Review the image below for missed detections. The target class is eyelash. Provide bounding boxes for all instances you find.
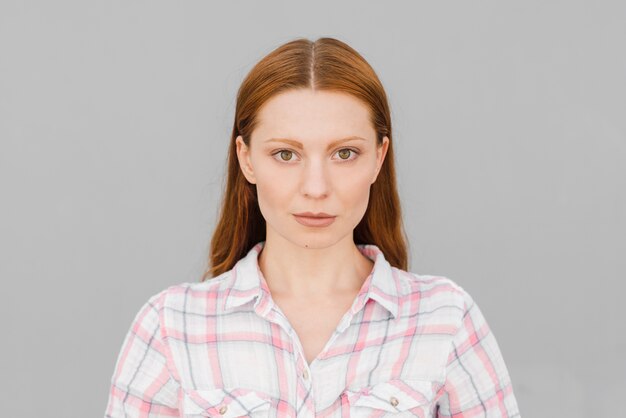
[271,148,360,163]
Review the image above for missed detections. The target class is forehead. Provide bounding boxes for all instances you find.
[253,89,375,143]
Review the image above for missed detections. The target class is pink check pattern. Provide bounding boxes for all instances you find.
[105,240,520,417]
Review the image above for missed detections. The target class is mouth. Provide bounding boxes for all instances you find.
[293,213,336,227]
[293,212,334,218]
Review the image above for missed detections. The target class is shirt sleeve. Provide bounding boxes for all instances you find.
[436,289,521,417]
[104,289,181,418]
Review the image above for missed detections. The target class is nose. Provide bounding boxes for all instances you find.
[300,158,330,199]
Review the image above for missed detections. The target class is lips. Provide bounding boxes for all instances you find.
[293,213,336,227]
[293,212,334,218]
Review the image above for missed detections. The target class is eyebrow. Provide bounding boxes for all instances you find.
[264,136,367,150]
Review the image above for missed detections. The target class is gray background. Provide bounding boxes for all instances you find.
[1,1,624,417]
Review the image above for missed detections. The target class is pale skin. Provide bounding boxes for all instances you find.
[236,88,389,365]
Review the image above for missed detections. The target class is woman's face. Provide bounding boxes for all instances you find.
[236,89,389,249]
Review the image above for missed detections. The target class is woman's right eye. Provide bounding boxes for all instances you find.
[272,150,296,162]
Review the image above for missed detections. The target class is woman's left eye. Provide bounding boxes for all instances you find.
[335,148,359,160]
[337,148,357,160]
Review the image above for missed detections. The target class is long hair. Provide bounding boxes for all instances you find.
[202,37,409,281]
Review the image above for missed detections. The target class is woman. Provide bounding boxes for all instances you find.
[105,37,520,417]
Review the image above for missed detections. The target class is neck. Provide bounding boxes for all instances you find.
[257,231,374,299]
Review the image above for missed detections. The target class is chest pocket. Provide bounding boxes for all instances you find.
[342,378,436,417]
[182,387,272,417]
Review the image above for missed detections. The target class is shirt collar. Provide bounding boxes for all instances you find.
[223,240,400,319]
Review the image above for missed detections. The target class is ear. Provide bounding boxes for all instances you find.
[235,135,257,184]
[372,136,390,184]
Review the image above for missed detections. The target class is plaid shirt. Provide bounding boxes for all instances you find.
[105,240,520,417]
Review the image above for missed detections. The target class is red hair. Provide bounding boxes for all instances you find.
[202,37,409,281]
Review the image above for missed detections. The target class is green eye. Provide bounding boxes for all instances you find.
[280,150,293,161]
[338,149,352,159]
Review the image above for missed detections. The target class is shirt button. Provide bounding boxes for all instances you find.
[218,404,228,415]
[302,369,309,380]
[389,396,399,407]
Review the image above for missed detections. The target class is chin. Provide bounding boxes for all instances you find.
[288,231,350,250]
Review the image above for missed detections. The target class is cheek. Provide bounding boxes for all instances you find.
[254,169,295,215]
[338,167,374,212]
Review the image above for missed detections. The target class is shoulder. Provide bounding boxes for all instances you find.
[392,268,476,319]
[142,270,236,315]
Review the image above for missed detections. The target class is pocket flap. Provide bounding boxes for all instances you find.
[343,379,435,412]
[182,387,271,417]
